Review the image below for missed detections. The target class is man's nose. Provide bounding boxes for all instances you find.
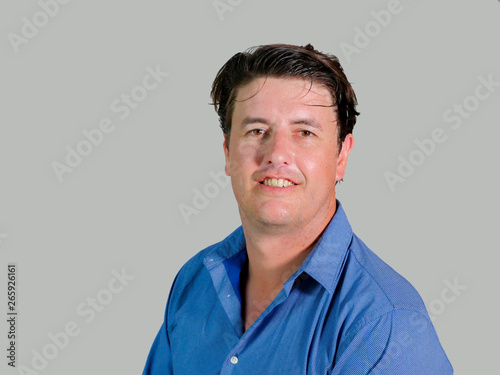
[263,130,293,165]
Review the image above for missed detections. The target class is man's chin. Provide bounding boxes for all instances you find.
[254,211,299,232]
[239,202,300,231]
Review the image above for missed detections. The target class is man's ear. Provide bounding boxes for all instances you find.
[223,136,231,177]
[336,134,354,182]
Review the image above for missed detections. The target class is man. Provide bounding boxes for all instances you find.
[143,44,453,374]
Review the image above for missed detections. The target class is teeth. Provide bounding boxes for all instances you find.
[263,178,295,187]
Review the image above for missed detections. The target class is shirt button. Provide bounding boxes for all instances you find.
[230,356,238,364]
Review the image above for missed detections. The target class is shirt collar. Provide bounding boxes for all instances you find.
[286,201,353,295]
[204,200,353,295]
[203,226,246,271]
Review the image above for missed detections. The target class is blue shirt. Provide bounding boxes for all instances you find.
[143,202,453,374]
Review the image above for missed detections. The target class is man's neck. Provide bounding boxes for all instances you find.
[241,206,337,294]
[243,231,315,292]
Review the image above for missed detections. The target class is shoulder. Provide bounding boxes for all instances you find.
[333,233,426,341]
[332,232,430,348]
[344,233,428,314]
[332,307,453,374]
[331,234,453,373]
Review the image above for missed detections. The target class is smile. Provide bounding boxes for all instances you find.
[261,178,296,188]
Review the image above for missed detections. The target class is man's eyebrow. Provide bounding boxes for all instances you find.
[240,117,329,129]
[240,117,270,126]
[291,118,323,129]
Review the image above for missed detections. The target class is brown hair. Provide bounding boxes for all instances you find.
[210,43,359,150]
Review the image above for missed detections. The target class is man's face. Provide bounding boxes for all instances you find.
[224,77,353,234]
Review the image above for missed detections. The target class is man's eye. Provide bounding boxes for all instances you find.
[249,129,265,136]
[299,130,314,137]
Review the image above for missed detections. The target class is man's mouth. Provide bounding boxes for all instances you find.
[260,178,296,188]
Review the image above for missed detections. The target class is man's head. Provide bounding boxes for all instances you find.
[210,44,359,233]
[210,43,359,151]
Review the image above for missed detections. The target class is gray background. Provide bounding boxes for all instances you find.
[1,0,498,373]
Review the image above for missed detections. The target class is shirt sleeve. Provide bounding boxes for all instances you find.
[330,309,453,375]
[142,321,172,375]
[143,273,181,375]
